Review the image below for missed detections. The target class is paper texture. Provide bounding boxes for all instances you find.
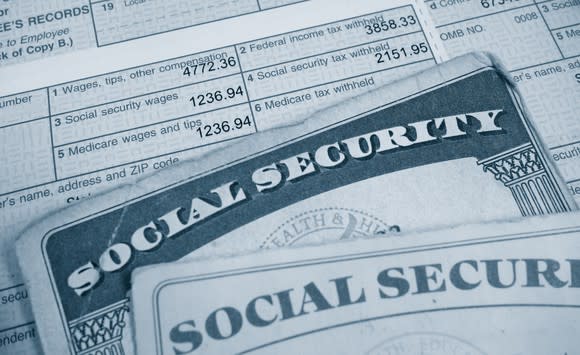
[0,1,446,353]
[16,53,576,355]
[131,211,580,355]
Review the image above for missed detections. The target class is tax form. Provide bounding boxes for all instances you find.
[425,0,580,201]
[0,0,305,66]
[0,1,446,353]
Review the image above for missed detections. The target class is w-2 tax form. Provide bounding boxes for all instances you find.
[0,1,446,353]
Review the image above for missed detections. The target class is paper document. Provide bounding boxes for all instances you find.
[131,211,580,355]
[0,1,446,353]
[425,0,580,201]
[16,53,575,355]
[0,0,305,66]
